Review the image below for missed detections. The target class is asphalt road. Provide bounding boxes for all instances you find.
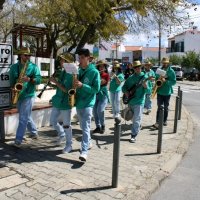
[150,81,200,200]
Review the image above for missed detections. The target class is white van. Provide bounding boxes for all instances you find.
[171,66,183,81]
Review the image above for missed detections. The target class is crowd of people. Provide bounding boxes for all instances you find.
[9,47,176,162]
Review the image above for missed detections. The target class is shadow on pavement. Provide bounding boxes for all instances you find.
[60,185,112,194]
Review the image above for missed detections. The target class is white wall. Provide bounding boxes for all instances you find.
[13,55,55,76]
[184,31,200,52]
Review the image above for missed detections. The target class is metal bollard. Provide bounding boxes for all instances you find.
[0,111,5,143]
[178,86,181,97]
[157,105,164,154]
[178,90,183,120]
[173,96,180,133]
[112,118,121,188]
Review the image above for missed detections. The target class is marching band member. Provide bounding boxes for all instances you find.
[153,57,176,129]
[9,47,41,146]
[49,52,75,153]
[109,61,124,120]
[93,60,110,134]
[75,49,100,162]
[122,60,149,143]
[143,60,155,114]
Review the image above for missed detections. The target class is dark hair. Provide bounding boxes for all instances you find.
[112,66,122,74]
[77,48,90,57]
[96,64,108,74]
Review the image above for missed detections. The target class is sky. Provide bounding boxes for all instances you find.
[123,3,200,48]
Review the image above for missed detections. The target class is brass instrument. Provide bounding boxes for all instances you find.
[68,74,77,107]
[12,61,29,104]
[151,77,164,99]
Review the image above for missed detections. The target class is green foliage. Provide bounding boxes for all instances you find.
[181,51,200,70]
[0,0,190,56]
[169,54,182,65]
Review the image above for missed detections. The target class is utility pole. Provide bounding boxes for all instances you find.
[158,17,161,66]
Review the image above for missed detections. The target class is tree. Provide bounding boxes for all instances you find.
[181,51,200,70]
[169,54,182,65]
[0,0,195,58]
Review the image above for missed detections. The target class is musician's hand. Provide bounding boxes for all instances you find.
[101,78,107,85]
[149,76,155,81]
[22,76,30,82]
[161,77,166,82]
[142,82,147,88]
[75,80,83,88]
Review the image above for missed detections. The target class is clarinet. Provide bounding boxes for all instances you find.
[37,69,59,98]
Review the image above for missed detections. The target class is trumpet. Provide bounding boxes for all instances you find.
[151,68,166,99]
[151,77,164,99]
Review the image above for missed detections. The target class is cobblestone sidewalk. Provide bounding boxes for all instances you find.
[0,97,193,200]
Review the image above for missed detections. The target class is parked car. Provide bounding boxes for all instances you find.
[171,66,183,81]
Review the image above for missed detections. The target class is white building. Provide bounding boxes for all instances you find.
[166,29,200,56]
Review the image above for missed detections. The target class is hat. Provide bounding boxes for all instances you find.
[96,60,107,67]
[144,60,152,66]
[18,47,32,55]
[133,60,142,68]
[113,63,120,68]
[59,52,74,63]
[162,57,170,64]
[77,48,90,57]
[113,60,119,65]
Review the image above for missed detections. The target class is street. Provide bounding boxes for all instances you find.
[150,80,200,200]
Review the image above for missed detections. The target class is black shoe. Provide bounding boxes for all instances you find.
[163,121,168,126]
[100,125,105,134]
[93,127,101,133]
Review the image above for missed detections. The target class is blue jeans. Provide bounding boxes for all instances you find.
[156,94,171,123]
[93,94,108,128]
[76,107,93,155]
[50,107,72,146]
[144,93,152,110]
[15,97,37,143]
[110,91,121,117]
[130,104,143,137]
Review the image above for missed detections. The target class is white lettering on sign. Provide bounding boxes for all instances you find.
[0,44,12,66]
[0,92,10,107]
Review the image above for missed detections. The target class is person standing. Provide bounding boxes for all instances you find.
[9,47,41,146]
[49,52,75,153]
[153,57,176,128]
[93,60,110,134]
[143,60,155,114]
[122,60,149,143]
[75,49,100,162]
[109,61,124,120]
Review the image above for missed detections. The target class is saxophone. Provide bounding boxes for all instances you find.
[68,73,77,107]
[12,61,29,104]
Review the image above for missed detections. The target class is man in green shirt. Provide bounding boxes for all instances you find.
[9,47,41,146]
[75,49,100,161]
[153,57,176,128]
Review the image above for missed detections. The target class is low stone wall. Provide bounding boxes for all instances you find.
[4,89,77,135]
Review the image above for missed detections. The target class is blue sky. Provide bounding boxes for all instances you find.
[123,3,200,47]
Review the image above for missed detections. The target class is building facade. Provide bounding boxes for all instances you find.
[166,29,200,56]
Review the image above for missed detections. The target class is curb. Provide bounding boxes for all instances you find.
[143,103,194,200]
